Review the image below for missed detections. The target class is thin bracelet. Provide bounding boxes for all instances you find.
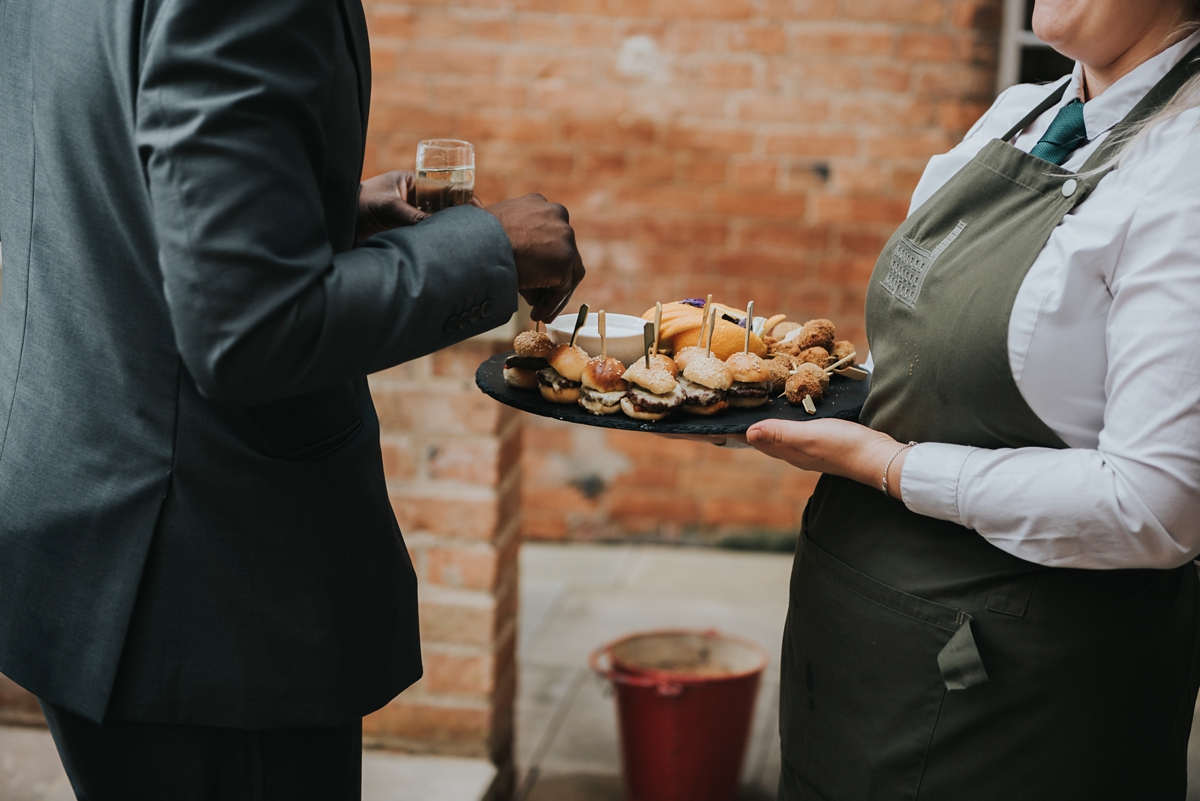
[881,441,918,497]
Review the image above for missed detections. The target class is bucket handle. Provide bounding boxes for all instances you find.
[589,645,684,697]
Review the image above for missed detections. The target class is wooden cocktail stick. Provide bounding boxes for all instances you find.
[698,293,713,351]
[802,395,817,414]
[653,302,663,357]
[825,352,857,374]
[700,304,710,357]
[599,310,607,361]
[743,300,754,353]
[569,303,589,349]
[834,365,870,381]
[643,322,655,369]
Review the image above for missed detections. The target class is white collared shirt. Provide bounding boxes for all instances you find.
[897,31,1200,569]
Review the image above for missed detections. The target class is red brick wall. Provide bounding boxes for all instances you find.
[363,339,520,793]
[362,0,1001,542]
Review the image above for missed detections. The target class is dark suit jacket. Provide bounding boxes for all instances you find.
[0,0,517,727]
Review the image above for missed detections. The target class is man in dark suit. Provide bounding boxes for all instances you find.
[0,0,584,797]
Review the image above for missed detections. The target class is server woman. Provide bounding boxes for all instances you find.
[745,1,1200,797]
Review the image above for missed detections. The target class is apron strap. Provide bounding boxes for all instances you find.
[937,618,989,691]
[999,78,1071,143]
[1080,40,1200,172]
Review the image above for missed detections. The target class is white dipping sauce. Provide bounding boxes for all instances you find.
[546,312,648,367]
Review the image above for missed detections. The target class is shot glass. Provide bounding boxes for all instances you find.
[414,139,475,213]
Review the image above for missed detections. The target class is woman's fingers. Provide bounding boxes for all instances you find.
[747,419,811,450]
[746,418,898,482]
[745,420,818,470]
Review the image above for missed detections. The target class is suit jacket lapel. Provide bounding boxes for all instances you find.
[337,0,372,139]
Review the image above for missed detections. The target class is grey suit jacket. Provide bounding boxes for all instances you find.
[0,0,517,727]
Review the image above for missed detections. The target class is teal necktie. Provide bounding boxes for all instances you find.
[1029,98,1089,166]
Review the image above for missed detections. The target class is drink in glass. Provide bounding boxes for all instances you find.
[415,139,474,213]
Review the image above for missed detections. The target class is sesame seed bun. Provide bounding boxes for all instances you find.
[581,357,629,393]
[725,352,770,383]
[514,330,555,360]
[682,357,734,391]
[548,344,590,382]
[623,360,678,395]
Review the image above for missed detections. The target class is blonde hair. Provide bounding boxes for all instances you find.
[1095,12,1200,170]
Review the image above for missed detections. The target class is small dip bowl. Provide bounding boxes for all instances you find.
[546,312,648,367]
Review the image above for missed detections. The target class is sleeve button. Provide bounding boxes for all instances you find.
[444,318,457,333]
[459,312,471,329]
[470,306,481,324]
[481,301,492,317]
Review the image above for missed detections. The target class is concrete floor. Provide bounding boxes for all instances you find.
[516,543,788,801]
[6,541,1200,801]
[515,542,1200,801]
[0,725,495,801]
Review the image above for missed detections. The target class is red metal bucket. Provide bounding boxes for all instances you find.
[589,629,769,801]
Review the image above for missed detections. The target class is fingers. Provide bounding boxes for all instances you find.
[395,171,417,204]
[533,250,585,321]
[356,172,430,245]
[486,194,584,321]
[652,434,728,444]
[386,196,428,227]
[746,420,788,448]
[526,277,571,322]
[359,197,426,233]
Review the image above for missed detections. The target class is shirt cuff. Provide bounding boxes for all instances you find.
[899,442,978,526]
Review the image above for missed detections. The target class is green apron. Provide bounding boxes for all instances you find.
[779,47,1200,801]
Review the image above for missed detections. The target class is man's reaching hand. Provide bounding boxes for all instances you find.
[485,194,586,322]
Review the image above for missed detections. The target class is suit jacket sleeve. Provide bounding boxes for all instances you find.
[135,0,517,406]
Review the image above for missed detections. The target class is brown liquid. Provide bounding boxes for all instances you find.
[415,168,474,213]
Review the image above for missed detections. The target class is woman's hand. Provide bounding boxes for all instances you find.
[355,170,425,245]
[654,433,750,448]
[746,418,910,498]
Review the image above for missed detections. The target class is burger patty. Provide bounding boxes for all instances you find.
[506,355,550,371]
[537,368,581,391]
[727,381,770,399]
[580,387,626,407]
[679,378,725,406]
[626,382,685,412]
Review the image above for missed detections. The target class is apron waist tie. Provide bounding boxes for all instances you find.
[938,618,989,691]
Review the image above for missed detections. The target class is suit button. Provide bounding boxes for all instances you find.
[459,311,471,329]
[444,317,457,333]
[470,305,481,324]
[481,301,492,317]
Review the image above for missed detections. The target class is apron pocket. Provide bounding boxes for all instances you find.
[780,536,985,801]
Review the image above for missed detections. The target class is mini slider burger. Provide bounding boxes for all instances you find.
[672,294,713,373]
[724,352,771,408]
[723,301,771,408]
[647,302,679,377]
[678,305,732,415]
[504,329,555,390]
[680,357,732,415]
[578,311,628,415]
[620,322,685,422]
[538,304,591,404]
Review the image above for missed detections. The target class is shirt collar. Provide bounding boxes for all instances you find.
[1063,28,1200,141]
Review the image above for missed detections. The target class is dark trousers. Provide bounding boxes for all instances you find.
[40,701,362,801]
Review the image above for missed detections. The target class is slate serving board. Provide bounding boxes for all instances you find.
[476,351,871,435]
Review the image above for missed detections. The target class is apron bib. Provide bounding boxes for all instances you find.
[779,47,1200,801]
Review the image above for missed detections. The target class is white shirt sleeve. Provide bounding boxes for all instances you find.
[900,124,1200,569]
